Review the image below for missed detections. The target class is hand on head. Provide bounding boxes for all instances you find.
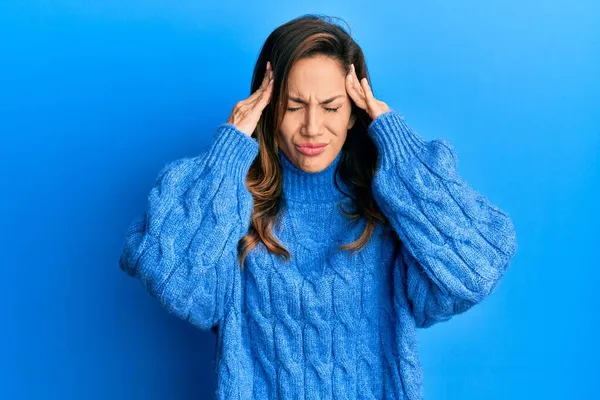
[345,63,390,120]
[227,61,274,137]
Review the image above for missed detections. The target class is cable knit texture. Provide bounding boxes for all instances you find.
[119,109,517,399]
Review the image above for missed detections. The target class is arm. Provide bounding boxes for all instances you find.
[368,110,517,328]
[119,123,259,330]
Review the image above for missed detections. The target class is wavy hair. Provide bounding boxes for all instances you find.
[237,14,390,268]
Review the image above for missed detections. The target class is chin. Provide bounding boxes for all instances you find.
[298,157,330,173]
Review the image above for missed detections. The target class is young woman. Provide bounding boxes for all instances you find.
[119,14,517,399]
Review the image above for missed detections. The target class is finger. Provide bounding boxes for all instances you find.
[257,79,274,109]
[346,85,367,109]
[360,77,377,111]
[350,64,365,97]
[257,62,274,91]
[245,75,271,104]
[350,74,366,106]
[244,89,263,105]
[346,70,367,109]
[345,74,359,105]
[260,64,271,89]
[242,62,273,106]
[252,62,271,95]
[251,78,273,112]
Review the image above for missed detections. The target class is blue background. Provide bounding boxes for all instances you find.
[1,1,598,399]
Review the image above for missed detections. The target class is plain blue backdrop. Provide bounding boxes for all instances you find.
[1,1,598,399]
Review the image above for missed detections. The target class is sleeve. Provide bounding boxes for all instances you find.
[368,109,518,328]
[118,122,259,330]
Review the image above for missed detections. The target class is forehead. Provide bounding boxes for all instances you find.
[286,56,346,95]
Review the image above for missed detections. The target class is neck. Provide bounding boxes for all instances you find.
[279,149,349,204]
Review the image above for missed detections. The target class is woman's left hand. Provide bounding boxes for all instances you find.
[345,63,391,120]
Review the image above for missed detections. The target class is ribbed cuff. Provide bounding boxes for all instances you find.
[367,109,426,169]
[205,123,260,180]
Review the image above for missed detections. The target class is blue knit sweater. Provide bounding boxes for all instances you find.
[119,109,517,399]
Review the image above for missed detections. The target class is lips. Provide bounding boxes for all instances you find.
[296,143,327,149]
[296,143,327,156]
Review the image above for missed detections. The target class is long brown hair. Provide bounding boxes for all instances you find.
[237,14,390,268]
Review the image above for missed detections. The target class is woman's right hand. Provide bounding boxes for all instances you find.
[227,61,274,137]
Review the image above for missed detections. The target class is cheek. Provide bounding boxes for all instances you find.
[333,111,352,130]
[276,124,294,147]
[280,111,296,127]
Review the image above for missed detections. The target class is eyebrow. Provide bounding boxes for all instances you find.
[288,95,344,105]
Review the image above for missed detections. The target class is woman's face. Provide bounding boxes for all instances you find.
[277,55,355,173]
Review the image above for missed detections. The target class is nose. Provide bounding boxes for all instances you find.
[302,106,323,137]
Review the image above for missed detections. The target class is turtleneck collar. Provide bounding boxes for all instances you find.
[278,149,349,204]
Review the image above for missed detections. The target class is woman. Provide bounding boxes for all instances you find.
[119,14,517,399]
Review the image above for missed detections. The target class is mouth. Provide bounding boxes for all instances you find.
[295,143,327,156]
[295,142,328,148]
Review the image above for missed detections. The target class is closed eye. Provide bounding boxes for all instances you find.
[286,107,340,113]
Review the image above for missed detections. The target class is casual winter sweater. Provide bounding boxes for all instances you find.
[119,109,517,399]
